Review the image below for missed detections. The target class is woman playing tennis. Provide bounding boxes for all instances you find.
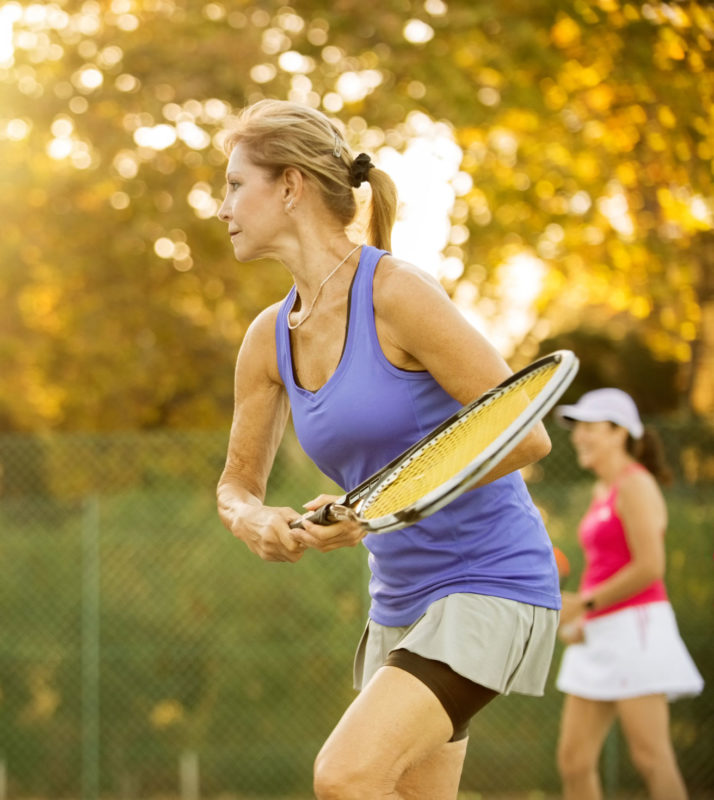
[554,390,703,800]
[216,99,561,800]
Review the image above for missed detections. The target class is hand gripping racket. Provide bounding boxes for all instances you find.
[290,350,579,534]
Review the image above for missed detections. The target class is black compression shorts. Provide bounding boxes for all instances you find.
[385,648,499,741]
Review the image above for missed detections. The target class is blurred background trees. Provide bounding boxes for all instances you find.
[2,5,713,796]
[1,0,713,433]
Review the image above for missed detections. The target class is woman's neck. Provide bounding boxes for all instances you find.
[595,451,636,487]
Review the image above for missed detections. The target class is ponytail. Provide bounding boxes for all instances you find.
[364,167,398,251]
[628,427,673,486]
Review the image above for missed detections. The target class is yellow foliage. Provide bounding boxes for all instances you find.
[675,140,692,162]
[2,0,713,429]
[674,341,692,363]
[610,126,639,155]
[459,127,485,147]
[454,46,477,68]
[150,699,185,729]
[574,153,601,182]
[543,82,568,110]
[681,321,697,341]
[696,141,711,160]
[20,667,61,724]
[18,285,62,333]
[630,296,651,319]
[551,16,581,48]
[657,105,677,128]
[656,29,687,64]
[544,142,571,167]
[25,377,66,426]
[627,104,648,125]
[609,287,630,311]
[666,4,693,29]
[479,67,503,88]
[585,83,615,113]
[535,179,555,199]
[615,161,638,186]
[502,108,540,133]
[647,131,667,152]
[660,306,679,331]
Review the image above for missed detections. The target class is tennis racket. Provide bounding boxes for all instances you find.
[290,349,579,534]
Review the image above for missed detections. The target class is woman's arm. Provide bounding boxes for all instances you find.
[217,305,305,563]
[372,256,551,483]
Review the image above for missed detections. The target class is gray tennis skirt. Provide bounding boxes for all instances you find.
[354,593,560,696]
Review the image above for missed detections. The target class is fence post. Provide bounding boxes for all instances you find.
[82,495,101,800]
[180,750,200,800]
[602,724,620,799]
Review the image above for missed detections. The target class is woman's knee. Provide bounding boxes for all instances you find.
[557,736,598,780]
[627,737,674,781]
[313,750,393,800]
[313,754,348,800]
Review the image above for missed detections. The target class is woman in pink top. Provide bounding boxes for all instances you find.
[553,388,703,800]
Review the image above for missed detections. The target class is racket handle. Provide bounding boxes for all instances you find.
[289,503,336,529]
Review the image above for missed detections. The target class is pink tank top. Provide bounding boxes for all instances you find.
[579,464,667,619]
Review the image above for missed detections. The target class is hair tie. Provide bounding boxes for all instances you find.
[349,153,373,187]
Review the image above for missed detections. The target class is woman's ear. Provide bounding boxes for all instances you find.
[613,424,630,448]
[282,166,304,206]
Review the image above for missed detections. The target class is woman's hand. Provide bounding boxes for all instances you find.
[558,617,585,645]
[560,591,586,625]
[229,504,307,563]
[292,494,367,552]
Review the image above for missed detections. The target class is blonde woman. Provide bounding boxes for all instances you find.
[554,389,704,800]
[216,100,561,800]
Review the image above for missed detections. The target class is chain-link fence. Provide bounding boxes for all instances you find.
[0,421,711,799]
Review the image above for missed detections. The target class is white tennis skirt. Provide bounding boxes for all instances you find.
[556,601,704,701]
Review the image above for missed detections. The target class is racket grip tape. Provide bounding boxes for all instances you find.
[289,503,336,529]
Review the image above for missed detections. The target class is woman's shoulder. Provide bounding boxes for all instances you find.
[618,462,657,493]
[372,254,448,306]
[616,463,665,512]
[237,302,284,383]
[246,301,283,340]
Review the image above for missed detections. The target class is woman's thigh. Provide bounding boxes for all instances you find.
[558,694,616,768]
[616,694,675,763]
[396,738,469,800]
[315,665,462,794]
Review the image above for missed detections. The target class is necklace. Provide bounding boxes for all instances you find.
[287,242,362,330]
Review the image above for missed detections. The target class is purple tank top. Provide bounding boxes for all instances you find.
[276,245,561,626]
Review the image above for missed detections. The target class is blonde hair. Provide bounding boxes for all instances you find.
[223,100,397,251]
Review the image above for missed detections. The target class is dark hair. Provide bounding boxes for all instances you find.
[626,426,673,486]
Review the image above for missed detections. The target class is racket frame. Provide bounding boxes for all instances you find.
[294,350,579,533]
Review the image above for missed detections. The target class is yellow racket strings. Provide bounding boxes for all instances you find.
[361,363,557,520]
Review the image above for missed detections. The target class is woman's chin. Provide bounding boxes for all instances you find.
[232,240,272,264]
[231,241,253,262]
[575,452,593,471]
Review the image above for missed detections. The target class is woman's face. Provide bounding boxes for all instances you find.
[570,420,627,471]
[218,143,286,262]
